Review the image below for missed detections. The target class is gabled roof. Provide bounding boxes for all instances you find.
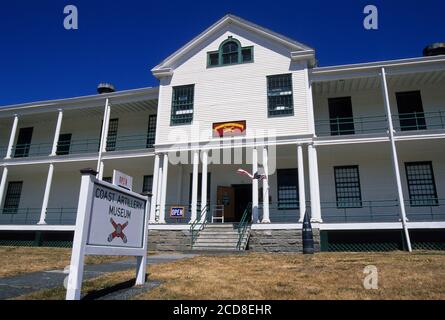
[152,14,315,78]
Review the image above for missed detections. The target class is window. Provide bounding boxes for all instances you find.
[328,97,355,135]
[405,162,438,207]
[146,115,157,148]
[171,85,194,125]
[103,177,112,183]
[14,127,33,158]
[207,37,254,67]
[143,175,153,194]
[106,119,119,151]
[396,91,426,131]
[334,166,362,208]
[277,169,299,210]
[3,182,23,214]
[222,41,239,65]
[267,74,294,117]
[56,133,72,156]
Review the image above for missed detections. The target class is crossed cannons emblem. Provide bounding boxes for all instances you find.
[108,218,128,243]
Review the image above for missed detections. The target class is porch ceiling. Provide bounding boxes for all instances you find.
[313,70,445,96]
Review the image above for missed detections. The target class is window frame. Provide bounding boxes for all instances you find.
[277,169,299,210]
[171,85,195,126]
[146,115,157,148]
[405,161,439,207]
[3,181,23,215]
[206,37,254,68]
[267,73,294,117]
[334,166,363,209]
[142,175,154,194]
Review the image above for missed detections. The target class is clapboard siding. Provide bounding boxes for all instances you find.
[156,25,311,145]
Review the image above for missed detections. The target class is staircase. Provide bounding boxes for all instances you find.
[191,224,251,252]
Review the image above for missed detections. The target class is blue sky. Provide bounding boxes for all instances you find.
[0,0,443,106]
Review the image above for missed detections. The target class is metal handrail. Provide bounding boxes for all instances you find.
[392,110,445,131]
[190,204,209,247]
[0,207,77,225]
[109,134,155,151]
[12,142,52,158]
[315,115,388,136]
[237,202,252,250]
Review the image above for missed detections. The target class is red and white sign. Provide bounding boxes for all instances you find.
[112,170,133,191]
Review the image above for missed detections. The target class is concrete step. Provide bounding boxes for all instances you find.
[192,246,241,251]
[195,240,248,246]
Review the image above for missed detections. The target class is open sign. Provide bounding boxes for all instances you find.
[170,206,185,218]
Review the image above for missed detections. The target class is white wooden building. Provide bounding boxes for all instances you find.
[0,15,444,251]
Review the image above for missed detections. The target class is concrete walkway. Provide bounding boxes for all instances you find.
[0,253,196,300]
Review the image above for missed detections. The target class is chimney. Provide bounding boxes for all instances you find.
[97,83,116,94]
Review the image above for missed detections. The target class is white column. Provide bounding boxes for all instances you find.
[50,109,64,156]
[159,153,169,224]
[262,147,270,223]
[96,99,110,177]
[39,164,54,225]
[149,154,160,223]
[381,67,412,252]
[298,144,306,222]
[101,103,111,153]
[252,148,259,223]
[0,167,9,208]
[5,115,19,159]
[155,162,164,223]
[200,151,208,222]
[98,161,105,180]
[190,151,199,223]
[308,144,322,222]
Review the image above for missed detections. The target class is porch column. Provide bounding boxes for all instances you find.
[262,147,270,223]
[96,99,110,178]
[98,161,105,181]
[200,150,208,222]
[0,167,8,208]
[308,144,322,222]
[159,153,169,224]
[380,67,412,252]
[39,164,55,225]
[155,160,164,222]
[252,148,259,223]
[5,115,19,159]
[149,154,160,223]
[50,109,64,156]
[297,144,306,222]
[190,150,199,223]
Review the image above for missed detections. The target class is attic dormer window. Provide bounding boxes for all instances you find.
[207,37,253,67]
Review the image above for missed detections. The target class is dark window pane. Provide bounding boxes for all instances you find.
[56,133,72,156]
[3,182,23,214]
[146,115,157,148]
[405,162,438,207]
[396,91,427,131]
[328,97,355,135]
[208,52,219,66]
[171,85,194,125]
[242,48,252,62]
[277,169,299,210]
[143,175,153,193]
[14,127,33,158]
[267,74,294,116]
[103,177,112,183]
[106,119,119,151]
[334,166,362,208]
[221,41,239,65]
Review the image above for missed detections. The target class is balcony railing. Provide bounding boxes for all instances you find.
[0,208,77,225]
[315,115,388,137]
[12,143,52,158]
[0,146,7,158]
[57,138,100,155]
[392,111,445,132]
[110,134,155,152]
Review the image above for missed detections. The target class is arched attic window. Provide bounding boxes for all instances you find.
[207,37,253,67]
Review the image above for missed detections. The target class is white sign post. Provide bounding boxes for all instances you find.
[66,169,150,300]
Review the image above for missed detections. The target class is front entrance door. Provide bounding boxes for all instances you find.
[217,186,235,222]
[233,184,252,222]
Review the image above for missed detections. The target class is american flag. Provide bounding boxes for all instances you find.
[237,169,267,181]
